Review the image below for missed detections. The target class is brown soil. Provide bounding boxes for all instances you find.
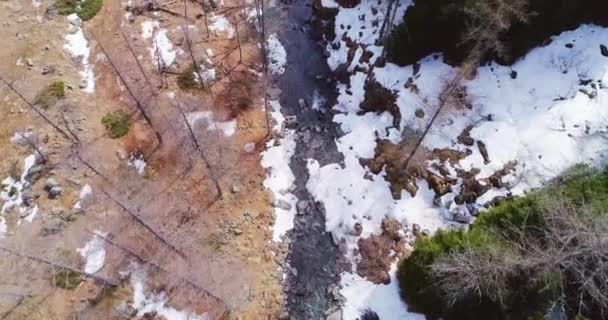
[0,0,282,319]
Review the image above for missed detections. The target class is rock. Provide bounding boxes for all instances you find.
[116,150,126,160]
[243,142,255,153]
[298,98,306,109]
[426,173,452,197]
[381,218,403,240]
[50,207,64,216]
[274,199,292,211]
[412,223,421,236]
[457,126,475,146]
[232,228,243,236]
[296,200,309,215]
[26,59,34,67]
[278,312,290,320]
[231,185,240,194]
[25,165,43,181]
[453,212,471,224]
[285,115,297,128]
[327,309,343,320]
[67,14,82,27]
[48,186,63,199]
[42,66,55,75]
[350,222,362,236]
[45,178,59,191]
[601,44,608,57]
[301,129,312,144]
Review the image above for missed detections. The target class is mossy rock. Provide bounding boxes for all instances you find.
[34,81,65,109]
[101,111,130,139]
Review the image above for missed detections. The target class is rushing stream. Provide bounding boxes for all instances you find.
[266,0,346,318]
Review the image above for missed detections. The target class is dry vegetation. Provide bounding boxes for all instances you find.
[0,0,282,319]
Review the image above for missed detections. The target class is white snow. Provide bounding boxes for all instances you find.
[141,20,182,67]
[64,14,96,93]
[209,15,235,38]
[77,231,107,274]
[261,100,298,241]
[186,111,237,137]
[266,33,287,76]
[131,269,208,320]
[340,264,426,320]
[314,0,608,318]
[128,154,147,176]
[10,131,33,145]
[73,184,93,210]
[0,154,39,237]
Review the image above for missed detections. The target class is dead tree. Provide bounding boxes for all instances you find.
[16,132,46,164]
[99,188,187,258]
[120,28,156,93]
[233,14,242,63]
[0,74,74,143]
[0,246,118,287]
[97,41,163,146]
[175,103,223,199]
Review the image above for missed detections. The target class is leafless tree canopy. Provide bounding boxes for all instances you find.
[430,195,608,318]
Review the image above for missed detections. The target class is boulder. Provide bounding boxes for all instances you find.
[601,44,608,57]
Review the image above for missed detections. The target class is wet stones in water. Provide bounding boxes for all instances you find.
[601,44,608,57]
[296,200,309,215]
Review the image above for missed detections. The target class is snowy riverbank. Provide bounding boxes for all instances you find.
[314,0,608,318]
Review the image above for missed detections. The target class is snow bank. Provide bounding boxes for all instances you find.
[266,33,287,76]
[78,231,107,274]
[130,269,208,320]
[64,14,95,93]
[186,111,237,137]
[261,101,298,241]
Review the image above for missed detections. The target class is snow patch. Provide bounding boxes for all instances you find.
[64,14,96,93]
[128,155,147,176]
[77,231,107,274]
[130,268,208,320]
[209,15,235,38]
[266,33,287,76]
[141,20,182,67]
[186,111,237,137]
[0,154,39,237]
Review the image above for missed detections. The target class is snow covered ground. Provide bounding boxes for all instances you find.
[315,0,608,318]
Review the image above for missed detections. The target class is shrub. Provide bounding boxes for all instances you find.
[78,0,103,21]
[386,0,608,66]
[177,63,199,90]
[34,81,65,109]
[398,167,608,319]
[54,0,79,15]
[102,111,130,138]
[53,269,83,289]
